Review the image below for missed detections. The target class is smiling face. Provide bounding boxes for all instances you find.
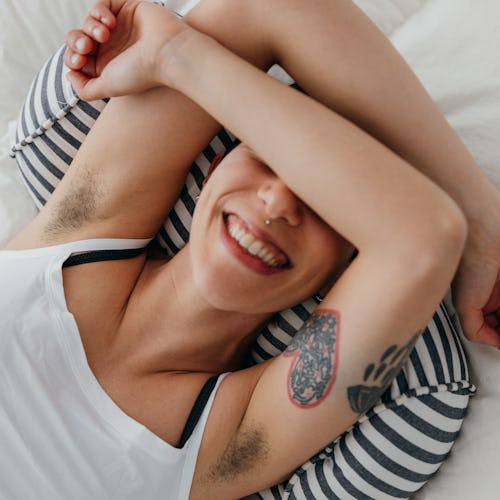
[188,145,353,314]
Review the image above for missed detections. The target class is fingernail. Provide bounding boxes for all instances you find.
[71,54,79,65]
[93,27,103,39]
[75,37,86,51]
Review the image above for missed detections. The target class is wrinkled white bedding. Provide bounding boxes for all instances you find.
[0,1,499,498]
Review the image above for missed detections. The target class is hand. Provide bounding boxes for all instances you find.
[452,199,500,348]
[64,0,187,100]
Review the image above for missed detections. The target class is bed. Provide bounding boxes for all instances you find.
[0,1,499,498]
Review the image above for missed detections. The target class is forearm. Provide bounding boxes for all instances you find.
[185,0,498,345]
[182,0,498,346]
[260,0,496,228]
[163,29,465,258]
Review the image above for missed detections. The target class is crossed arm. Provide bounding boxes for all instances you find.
[56,1,471,495]
[64,0,499,349]
[23,0,495,495]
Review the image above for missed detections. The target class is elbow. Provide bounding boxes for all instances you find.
[426,197,467,272]
[402,196,467,291]
[372,196,467,321]
[438,199,468,259]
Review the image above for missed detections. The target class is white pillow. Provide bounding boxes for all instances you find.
[388,2,500,498]
[353,0,428,36]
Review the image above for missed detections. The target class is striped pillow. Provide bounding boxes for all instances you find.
[11,38,475,500]
[9,41,319,366]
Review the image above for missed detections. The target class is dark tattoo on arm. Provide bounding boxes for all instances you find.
[283,309,340,409]
[347,330,422,414]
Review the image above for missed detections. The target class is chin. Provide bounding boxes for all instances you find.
[194,272,270,314]
[194,269,241,309]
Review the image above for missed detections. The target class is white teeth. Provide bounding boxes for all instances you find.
[248,241,263,256]
[240,233,254,247]
[257,248,269,259]
[226,216,287,268]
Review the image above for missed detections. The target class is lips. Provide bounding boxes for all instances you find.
[223,213,290,271]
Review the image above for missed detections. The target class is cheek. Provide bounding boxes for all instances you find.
[189,212,269,311]
[302,231,351,289]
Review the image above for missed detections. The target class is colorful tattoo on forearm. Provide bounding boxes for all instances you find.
[283,309,340,409]
[347,330,421,414]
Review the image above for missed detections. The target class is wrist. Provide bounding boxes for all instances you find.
[463,179,500,262]
[463,176,500,230]
[157,25,212,92]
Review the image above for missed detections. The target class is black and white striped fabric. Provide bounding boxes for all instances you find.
[10,23,475,499]
[255,302,474,499]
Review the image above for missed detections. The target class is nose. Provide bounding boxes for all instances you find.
[257,179,302,226]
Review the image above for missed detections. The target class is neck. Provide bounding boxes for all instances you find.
[123,245,269,374]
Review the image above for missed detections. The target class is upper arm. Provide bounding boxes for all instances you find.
[10,88,221,248]
[195,248,455,498]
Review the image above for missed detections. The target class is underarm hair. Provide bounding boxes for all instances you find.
[44,166,104,240]
[206,423,270,483]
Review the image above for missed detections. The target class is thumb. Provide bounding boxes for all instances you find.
[474,322,500,348]
[459,306,500,348]
[66,70,109,102]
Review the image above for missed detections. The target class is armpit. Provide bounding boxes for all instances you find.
[206,422,270,483]
[43,167,104,241]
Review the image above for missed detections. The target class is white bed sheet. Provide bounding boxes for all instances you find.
[0,1,499,498]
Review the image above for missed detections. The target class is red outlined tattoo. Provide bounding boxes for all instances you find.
[283,309,340,409]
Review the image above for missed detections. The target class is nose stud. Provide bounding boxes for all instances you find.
[264,219,271,225]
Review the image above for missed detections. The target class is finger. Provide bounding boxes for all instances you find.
[461,307,500,348]
[89,2,117,29]
[91,0,129,16]
[66,29,96,55]
[64,48,88,71]
[483,276,500,314]
[108,0,134,16]
[64,47,98,77]
[82,14,112,44]
[66,71,108,102]
[473,323,500,348]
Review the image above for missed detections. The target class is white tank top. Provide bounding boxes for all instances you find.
[0,238,225,500]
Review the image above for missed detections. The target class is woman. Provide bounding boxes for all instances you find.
[2,0,496,498]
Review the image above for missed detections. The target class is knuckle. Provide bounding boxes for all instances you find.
[83,15,98,30]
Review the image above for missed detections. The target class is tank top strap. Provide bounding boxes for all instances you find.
[59,238,151,267]
[177,375,220,449]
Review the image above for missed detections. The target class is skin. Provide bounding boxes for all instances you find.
[5,0,494,498]
[189,145,352,313]
[66,0,500,348]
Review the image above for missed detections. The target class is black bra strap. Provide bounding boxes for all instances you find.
[63,247,146,268]
[177,375,220,449]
